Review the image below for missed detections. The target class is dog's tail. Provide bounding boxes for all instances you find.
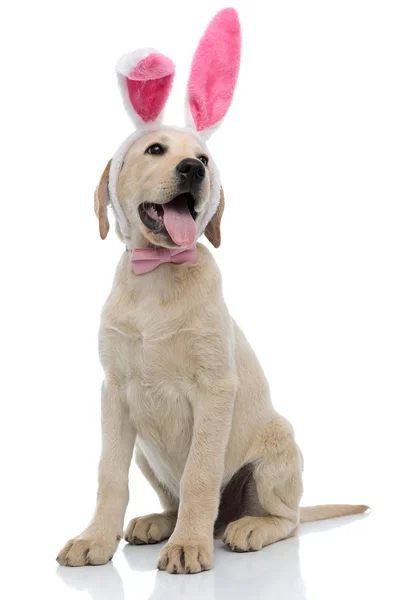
[300,504,369,523]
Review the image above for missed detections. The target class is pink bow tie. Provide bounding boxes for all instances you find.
[131,244,197,275]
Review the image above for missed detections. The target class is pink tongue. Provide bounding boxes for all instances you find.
[162,196,197,246]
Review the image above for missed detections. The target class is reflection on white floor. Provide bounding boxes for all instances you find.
[53,512,396,600]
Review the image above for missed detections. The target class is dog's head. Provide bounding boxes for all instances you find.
[94,8,239,250]
[96,128,224,248]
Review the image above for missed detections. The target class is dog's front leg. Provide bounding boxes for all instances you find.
[158,376,235,574]
[57,381,136,566]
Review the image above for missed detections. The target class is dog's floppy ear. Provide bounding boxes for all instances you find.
[116,49,175,128]
[186,8,241,139]
[94,159,111,240]
[205,188,225,248]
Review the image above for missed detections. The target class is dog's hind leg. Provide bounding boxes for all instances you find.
[124,446,178,545]
[222,416,303,552]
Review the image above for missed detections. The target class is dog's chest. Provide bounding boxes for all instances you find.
[126,326,196,431]
[100,251,224,491]
[101,292,200,488]
[133,317,198,491]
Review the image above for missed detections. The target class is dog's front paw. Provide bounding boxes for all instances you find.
[57,533,120,567]
[157,537,213,574]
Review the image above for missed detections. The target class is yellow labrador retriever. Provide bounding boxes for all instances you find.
[57,128,367,574]
[57,10,367,575]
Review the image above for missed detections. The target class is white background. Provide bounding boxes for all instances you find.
[1,1,399,598]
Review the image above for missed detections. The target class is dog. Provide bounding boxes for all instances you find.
[57,9,368,574]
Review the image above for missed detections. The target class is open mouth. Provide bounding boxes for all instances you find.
[138,192,197,246]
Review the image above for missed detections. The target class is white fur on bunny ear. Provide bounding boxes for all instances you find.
[185,8,241,139]
[117,49,175,128]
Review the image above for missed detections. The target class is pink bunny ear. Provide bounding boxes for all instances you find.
[116,49,175,128]
[186,8,241,137]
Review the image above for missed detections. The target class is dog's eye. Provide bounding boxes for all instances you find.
[198,155,209,166]
[146,144,165,156]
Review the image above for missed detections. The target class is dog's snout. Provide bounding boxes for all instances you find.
[176,158,205,183]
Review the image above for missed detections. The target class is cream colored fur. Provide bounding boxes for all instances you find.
[57,130,368,574]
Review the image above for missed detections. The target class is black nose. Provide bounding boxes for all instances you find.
[176,158,205,184]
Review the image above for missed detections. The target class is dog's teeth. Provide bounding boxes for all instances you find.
[146,206,158,220]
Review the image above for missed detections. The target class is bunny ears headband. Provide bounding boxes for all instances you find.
[108,7,241,240]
